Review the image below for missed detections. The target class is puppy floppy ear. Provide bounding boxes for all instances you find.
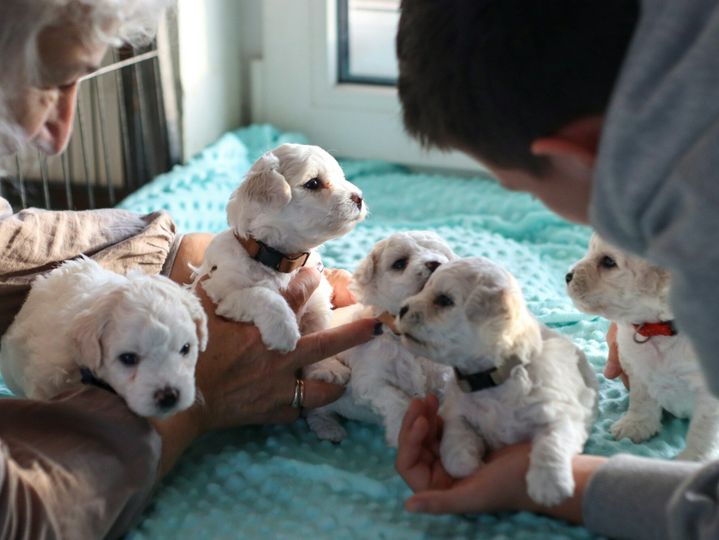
[350,240,385,300]
[178,288,208,351]
[136,273,209,352]
[465,283,511,322]
[70,289,124,371]
[236,151,292,209]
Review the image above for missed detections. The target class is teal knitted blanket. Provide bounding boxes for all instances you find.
[3,125,689,539]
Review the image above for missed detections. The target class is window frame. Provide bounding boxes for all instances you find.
[336,0,398,87]
[256,0,482,171]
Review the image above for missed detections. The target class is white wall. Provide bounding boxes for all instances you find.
[177,0,245,159]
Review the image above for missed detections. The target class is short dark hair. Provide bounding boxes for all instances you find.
[396,0,640,172]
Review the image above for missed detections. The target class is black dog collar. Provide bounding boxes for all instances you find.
[454,355,523,393]
[234,232,310,273]
[80,367,116,395]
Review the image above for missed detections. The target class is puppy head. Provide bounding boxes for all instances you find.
[566,233,672,323]
[227,143,367,253]
[351,231,455,314]
[71,274,208,418]
[398,257,541,372]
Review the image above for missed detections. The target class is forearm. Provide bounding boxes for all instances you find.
[150,405,205,478]
[0,388,161,540]
[582,454,702,540]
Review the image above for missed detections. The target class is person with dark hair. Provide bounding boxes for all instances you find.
[394,1,719,539]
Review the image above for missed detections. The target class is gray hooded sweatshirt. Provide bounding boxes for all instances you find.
[585,1,719,539]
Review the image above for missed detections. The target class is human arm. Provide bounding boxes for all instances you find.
[0,388,161,540]
[604,322,629,387]
[396,395,719,540]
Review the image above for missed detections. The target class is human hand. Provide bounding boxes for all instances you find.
[155,234,379,477]
[325,267,356,308]
[395,395,605,523]
[603,322,629,388]
[193,266,377,431]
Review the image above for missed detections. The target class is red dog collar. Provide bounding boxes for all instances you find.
[632,321,677,339]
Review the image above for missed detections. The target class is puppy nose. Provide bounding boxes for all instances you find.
[425,261,441,273]
[565,272,574,284]
[399,305,409,319]
[350,192,363,210]
[154,386,180,410]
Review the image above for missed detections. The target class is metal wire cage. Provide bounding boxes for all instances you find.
[0,28,180,211]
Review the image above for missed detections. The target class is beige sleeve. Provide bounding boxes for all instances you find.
[0,387,160,540]
[0,201,180,337]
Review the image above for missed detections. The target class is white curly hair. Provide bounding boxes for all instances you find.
[0,0,171,153]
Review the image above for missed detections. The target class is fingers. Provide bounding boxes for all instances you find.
[297,379,345,410]
[289,318,378,369]
[405,486,480,514]
[283,267,321,313]
[325,268,356,308]
[603,356,623,379]
[395,413,429,480]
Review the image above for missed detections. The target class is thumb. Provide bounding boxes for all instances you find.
[604,355,623,379]
[283,267,321,313]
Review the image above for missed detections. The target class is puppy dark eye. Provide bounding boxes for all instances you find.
[434,294,454,307]
[599,256,617,269]
[391,257,408,271]
[118,352,139,366]
[180,343,191,356]
[303,178,322,190]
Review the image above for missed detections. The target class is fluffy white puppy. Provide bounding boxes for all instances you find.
[0,257,208,417]
[192,144,367,360]
[307,231,455,445]
[398,257,598,506]
[567,234,719,461]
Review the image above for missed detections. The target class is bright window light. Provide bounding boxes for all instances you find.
[338,0,400,85]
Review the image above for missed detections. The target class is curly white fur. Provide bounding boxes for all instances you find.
[0,257,207,418]
[192,144,366,415]
[398,257,598,506]
[306,231,455,445]
[567,233,719,461]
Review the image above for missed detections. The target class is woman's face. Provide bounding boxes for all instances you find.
[7,23,107,155]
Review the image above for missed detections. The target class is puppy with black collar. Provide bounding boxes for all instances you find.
[1,257,208,417]
[307,231,454,445]
[567,234,719,461]
[398,257,598,506]
[192,144,367,387]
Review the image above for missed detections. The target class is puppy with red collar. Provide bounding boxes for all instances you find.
[567,233,719,461]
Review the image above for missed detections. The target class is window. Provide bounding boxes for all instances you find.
[337,0,399,85]
[257,0,480,172]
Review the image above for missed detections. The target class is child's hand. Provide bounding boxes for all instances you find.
[394,394,454,493]
[395,395,604,522]
[604,322,629,388]
[396,397,534,514]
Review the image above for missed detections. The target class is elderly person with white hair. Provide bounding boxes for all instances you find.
[0,2,378,538]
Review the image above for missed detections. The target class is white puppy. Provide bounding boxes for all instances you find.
[398,257,598,506]
[192,144,367,360]
[0,257,208,417]
[567,234,719,461]
[307,231,455,445]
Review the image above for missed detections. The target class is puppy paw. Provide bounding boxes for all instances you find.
[440,443,483,478]
[610,414,660,443]
[526,464,574,506]
[306,412,346,443]
[304,358,351,385]
[258,320,301,353]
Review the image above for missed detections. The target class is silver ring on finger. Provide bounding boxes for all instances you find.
[290,378,305,409]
